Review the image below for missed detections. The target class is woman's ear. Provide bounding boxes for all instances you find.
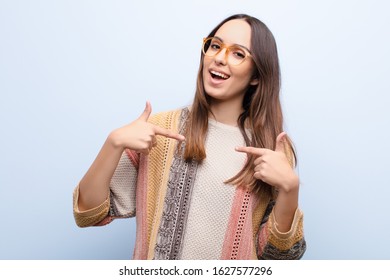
[250,71,259,86]
[250,77,259,86]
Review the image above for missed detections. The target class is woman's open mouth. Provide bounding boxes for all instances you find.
[210,70,230,80]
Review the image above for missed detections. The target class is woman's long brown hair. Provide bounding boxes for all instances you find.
[184,14,296,194]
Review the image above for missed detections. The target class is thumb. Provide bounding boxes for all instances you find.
[275,132,287,152]
[138,101,152,121]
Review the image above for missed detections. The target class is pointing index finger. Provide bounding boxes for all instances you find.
[235,146,267,156]
[154,125,185,141]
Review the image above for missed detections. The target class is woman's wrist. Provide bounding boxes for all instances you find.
[107,129,125,150]
[276,173,299,194]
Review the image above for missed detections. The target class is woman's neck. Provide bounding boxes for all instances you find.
[209,99,244,126]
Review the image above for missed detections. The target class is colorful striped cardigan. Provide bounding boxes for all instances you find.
[73,108,306,260]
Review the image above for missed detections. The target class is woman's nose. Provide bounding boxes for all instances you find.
[214,48,228,65]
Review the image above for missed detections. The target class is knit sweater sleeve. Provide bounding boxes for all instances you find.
[73,149,139,227]
[73,185,111,228]
[256,200,306,259]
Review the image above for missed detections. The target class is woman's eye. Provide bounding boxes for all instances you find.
[210,43,221,50]
[232,50,245,59]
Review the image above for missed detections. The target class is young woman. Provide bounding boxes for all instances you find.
[73,14,306,260]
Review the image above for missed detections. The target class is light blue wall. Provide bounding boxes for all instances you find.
[1,0,389,259]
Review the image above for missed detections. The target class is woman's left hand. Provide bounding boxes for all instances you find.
[235,132,299,193]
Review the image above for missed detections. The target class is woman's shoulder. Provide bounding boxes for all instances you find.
[148,106,190,129]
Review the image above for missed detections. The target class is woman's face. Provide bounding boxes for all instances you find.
[202,19,258,105]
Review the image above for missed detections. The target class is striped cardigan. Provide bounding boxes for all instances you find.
[73,108,306,259]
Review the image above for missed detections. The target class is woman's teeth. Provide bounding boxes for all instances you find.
[210,70,230,79]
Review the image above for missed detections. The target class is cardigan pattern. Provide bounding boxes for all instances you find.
[154,108,200,259]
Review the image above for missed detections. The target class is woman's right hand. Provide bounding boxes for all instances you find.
[108,101,185,154]
[77,101,185,211]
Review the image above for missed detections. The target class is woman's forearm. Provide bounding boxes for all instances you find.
[273,186,299,233]
[78,133,124,211]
